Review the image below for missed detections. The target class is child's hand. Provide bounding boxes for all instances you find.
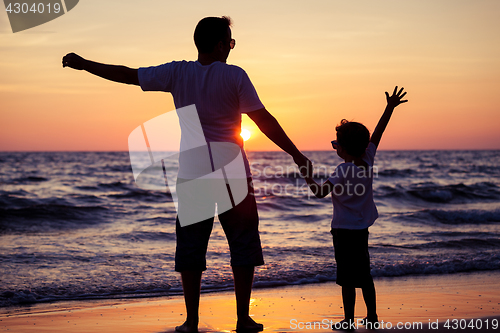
[385,86,408,108]
[371,86,408,147]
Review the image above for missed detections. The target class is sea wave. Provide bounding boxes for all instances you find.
[377,182,500,203]
[407,182,499,203]
[372,254,500,277]
[377,168,417,178]
[374,238,500,250]
[399,208,500,225]
[9,176,49,184]
[0,197,111,233]
[2,253,499,308]
[116,231,176,242]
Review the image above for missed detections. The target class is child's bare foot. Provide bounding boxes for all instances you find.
[236,316,263,332]
[361,316,379,326]
[332,319,355,331]
[175,320,199,333]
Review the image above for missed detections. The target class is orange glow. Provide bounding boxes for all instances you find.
[1,1,499,151]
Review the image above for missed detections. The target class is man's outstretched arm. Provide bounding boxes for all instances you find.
[247,108,312,177]
[62,53,139,86]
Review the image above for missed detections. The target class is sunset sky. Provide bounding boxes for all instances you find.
[1,0,499,151]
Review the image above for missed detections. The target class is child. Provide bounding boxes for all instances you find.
[305,86,408,330]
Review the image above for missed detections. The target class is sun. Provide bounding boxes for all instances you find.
[240,128,251,141]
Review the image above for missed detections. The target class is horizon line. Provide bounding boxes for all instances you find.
[1,148,499,153]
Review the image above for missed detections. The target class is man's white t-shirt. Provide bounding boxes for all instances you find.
[328,142,379,230]
[138,61,264,178]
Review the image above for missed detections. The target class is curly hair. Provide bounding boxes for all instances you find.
[194,16,232,54]
[335,119,370,158]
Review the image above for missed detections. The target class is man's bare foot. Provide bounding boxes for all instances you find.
[236,316,263,332]
[175,320,199,333]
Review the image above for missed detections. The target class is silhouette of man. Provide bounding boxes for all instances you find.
[63,16,311,332]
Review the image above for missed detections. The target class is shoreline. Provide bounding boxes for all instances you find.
[1,270,500,332]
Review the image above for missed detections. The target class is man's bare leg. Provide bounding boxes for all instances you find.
[176,270,202,333]
[233,265,263,332]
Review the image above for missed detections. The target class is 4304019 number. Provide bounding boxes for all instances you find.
[444,318,498,330]
[5,2,61,14]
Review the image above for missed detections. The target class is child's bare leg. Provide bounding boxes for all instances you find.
[341,286,356,321]
[361,277,378,321]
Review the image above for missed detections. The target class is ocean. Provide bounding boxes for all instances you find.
[1,150,499,308]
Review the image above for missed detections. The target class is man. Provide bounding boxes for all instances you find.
[63,16,311,333]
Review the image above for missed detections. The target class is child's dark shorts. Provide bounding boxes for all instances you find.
[175,178,264,272]
[331,228,372,287]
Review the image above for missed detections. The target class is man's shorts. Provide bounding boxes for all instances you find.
[331,228,372,287]
[175,178,264,272]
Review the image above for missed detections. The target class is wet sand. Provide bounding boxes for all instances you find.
[1,271,499,332]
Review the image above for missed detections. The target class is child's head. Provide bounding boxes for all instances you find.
[335,119,370,158]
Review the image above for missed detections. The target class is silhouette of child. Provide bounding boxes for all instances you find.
[305,87,408,330]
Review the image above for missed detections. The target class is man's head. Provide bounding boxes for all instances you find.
[194,16,233,62]
[335,119,370,158]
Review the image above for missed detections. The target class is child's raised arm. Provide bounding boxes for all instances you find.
[370,86,408,148]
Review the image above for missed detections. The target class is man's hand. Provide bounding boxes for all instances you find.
[294,154,313,178]
[385,86,408,108]
[62,53,86,70]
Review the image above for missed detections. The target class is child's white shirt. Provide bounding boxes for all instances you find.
[328,142,378,229]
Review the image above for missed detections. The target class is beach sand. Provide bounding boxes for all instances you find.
[1,271,499,333]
